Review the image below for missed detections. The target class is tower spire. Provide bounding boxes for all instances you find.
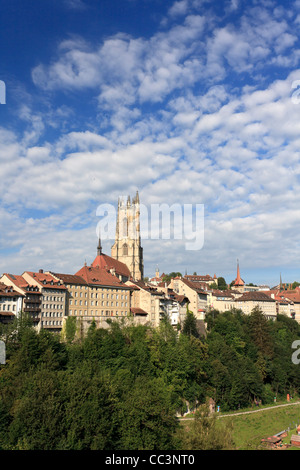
[97,234,102,256]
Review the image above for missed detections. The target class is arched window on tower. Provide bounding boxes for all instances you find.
[123,243,128,256]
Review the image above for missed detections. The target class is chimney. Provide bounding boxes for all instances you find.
[39,269,43,273]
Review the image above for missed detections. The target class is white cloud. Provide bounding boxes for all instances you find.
[3,0,300,283]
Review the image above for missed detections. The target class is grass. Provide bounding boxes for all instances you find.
[218,402,300,449]
[180,400,300,450]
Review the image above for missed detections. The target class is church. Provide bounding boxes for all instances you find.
[111,191,144,281]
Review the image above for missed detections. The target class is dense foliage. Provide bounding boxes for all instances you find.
[0,306,300,450]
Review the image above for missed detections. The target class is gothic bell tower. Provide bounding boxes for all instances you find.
[111,191,144,281]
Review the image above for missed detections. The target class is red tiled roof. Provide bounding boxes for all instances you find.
[0,311,15,317]
[75,265,130,289]
[234,262,245,286]
[91,253,131,278]
[278,291,300,303]
[0,282,22,297]
[24,271,66,290]
[130,307,148,315]
[4,274,30,290]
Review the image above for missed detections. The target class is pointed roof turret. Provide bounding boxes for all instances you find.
[234,259,244,286]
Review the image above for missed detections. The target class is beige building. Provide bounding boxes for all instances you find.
[171,277,208,320]
[126,279,166,327]
[184,274,218,286]
[111,192,143,281]
[234,291,277,319]
[53,265,133,335]
[206,289,236,312]
[274,290,300,322]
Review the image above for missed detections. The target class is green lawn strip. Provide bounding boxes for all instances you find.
[218,404,300,449]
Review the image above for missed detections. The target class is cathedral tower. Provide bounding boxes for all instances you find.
[111,191,144,281]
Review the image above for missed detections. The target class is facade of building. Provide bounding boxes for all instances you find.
[171,277,208,320]
[184,274,218,286]
[206,289,235,312]
[22,270,67,331]
[52,264,133,334]
[126,279,165,327]
[0,282,23,324]
[0,273,42,328]
[111,192,143,281]
[234,291,277,319]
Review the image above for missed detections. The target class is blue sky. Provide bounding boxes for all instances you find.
[1,0,300,287]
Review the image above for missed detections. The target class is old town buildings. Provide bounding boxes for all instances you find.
[1,194,300,331]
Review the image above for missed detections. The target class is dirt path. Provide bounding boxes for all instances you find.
[179,401,300,420]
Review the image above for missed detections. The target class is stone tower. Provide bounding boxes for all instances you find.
[111,191,144,281]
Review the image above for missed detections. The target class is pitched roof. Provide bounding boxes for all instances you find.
[181,278,208,294]
[4,274,30,290]
[24,271,66,290]
[50,272,87,286]
[91,252,131,278]
[235,291,275,302]
[127,279,165,296]
[211,289,234,298]
[130,307,148,315]
[185,274,213,282]
[0,282,22,297]
[2,274,40,294]
[277,291,300,303]
[234,262,245,286]
[75,265,131,289]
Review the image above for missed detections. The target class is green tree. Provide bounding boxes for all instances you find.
[63,316,78,344]
[217,277,227,290]
[118,376,179,450]
[182,306,199,338]
[247,306,274,359]
[179,402,234,450]
[7,369,64,450]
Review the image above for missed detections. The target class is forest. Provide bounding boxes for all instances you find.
[1,306,300,450]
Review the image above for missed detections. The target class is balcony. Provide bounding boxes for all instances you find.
[24,306,41,312]
[24,297,41,304]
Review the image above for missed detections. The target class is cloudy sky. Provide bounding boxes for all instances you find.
[1,0,300,286]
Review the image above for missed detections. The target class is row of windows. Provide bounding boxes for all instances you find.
[42,320,63,326]
[72,292,128,300]
[42,312,64,318]
[42,295,64,301]
[70,310,128,316]
[70,300,128,307]
[42,304,64,310]
[1,304,16,311]
[67,284,128,293]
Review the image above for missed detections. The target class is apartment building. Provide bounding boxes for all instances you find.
[51,265,133,334]
[0,282,23,324]
[126,279,167,327]
[206,289,236,312]
[22,270,67,331]
[0,273,42,328]
[234,291,277,319]
[171,277,208,320]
